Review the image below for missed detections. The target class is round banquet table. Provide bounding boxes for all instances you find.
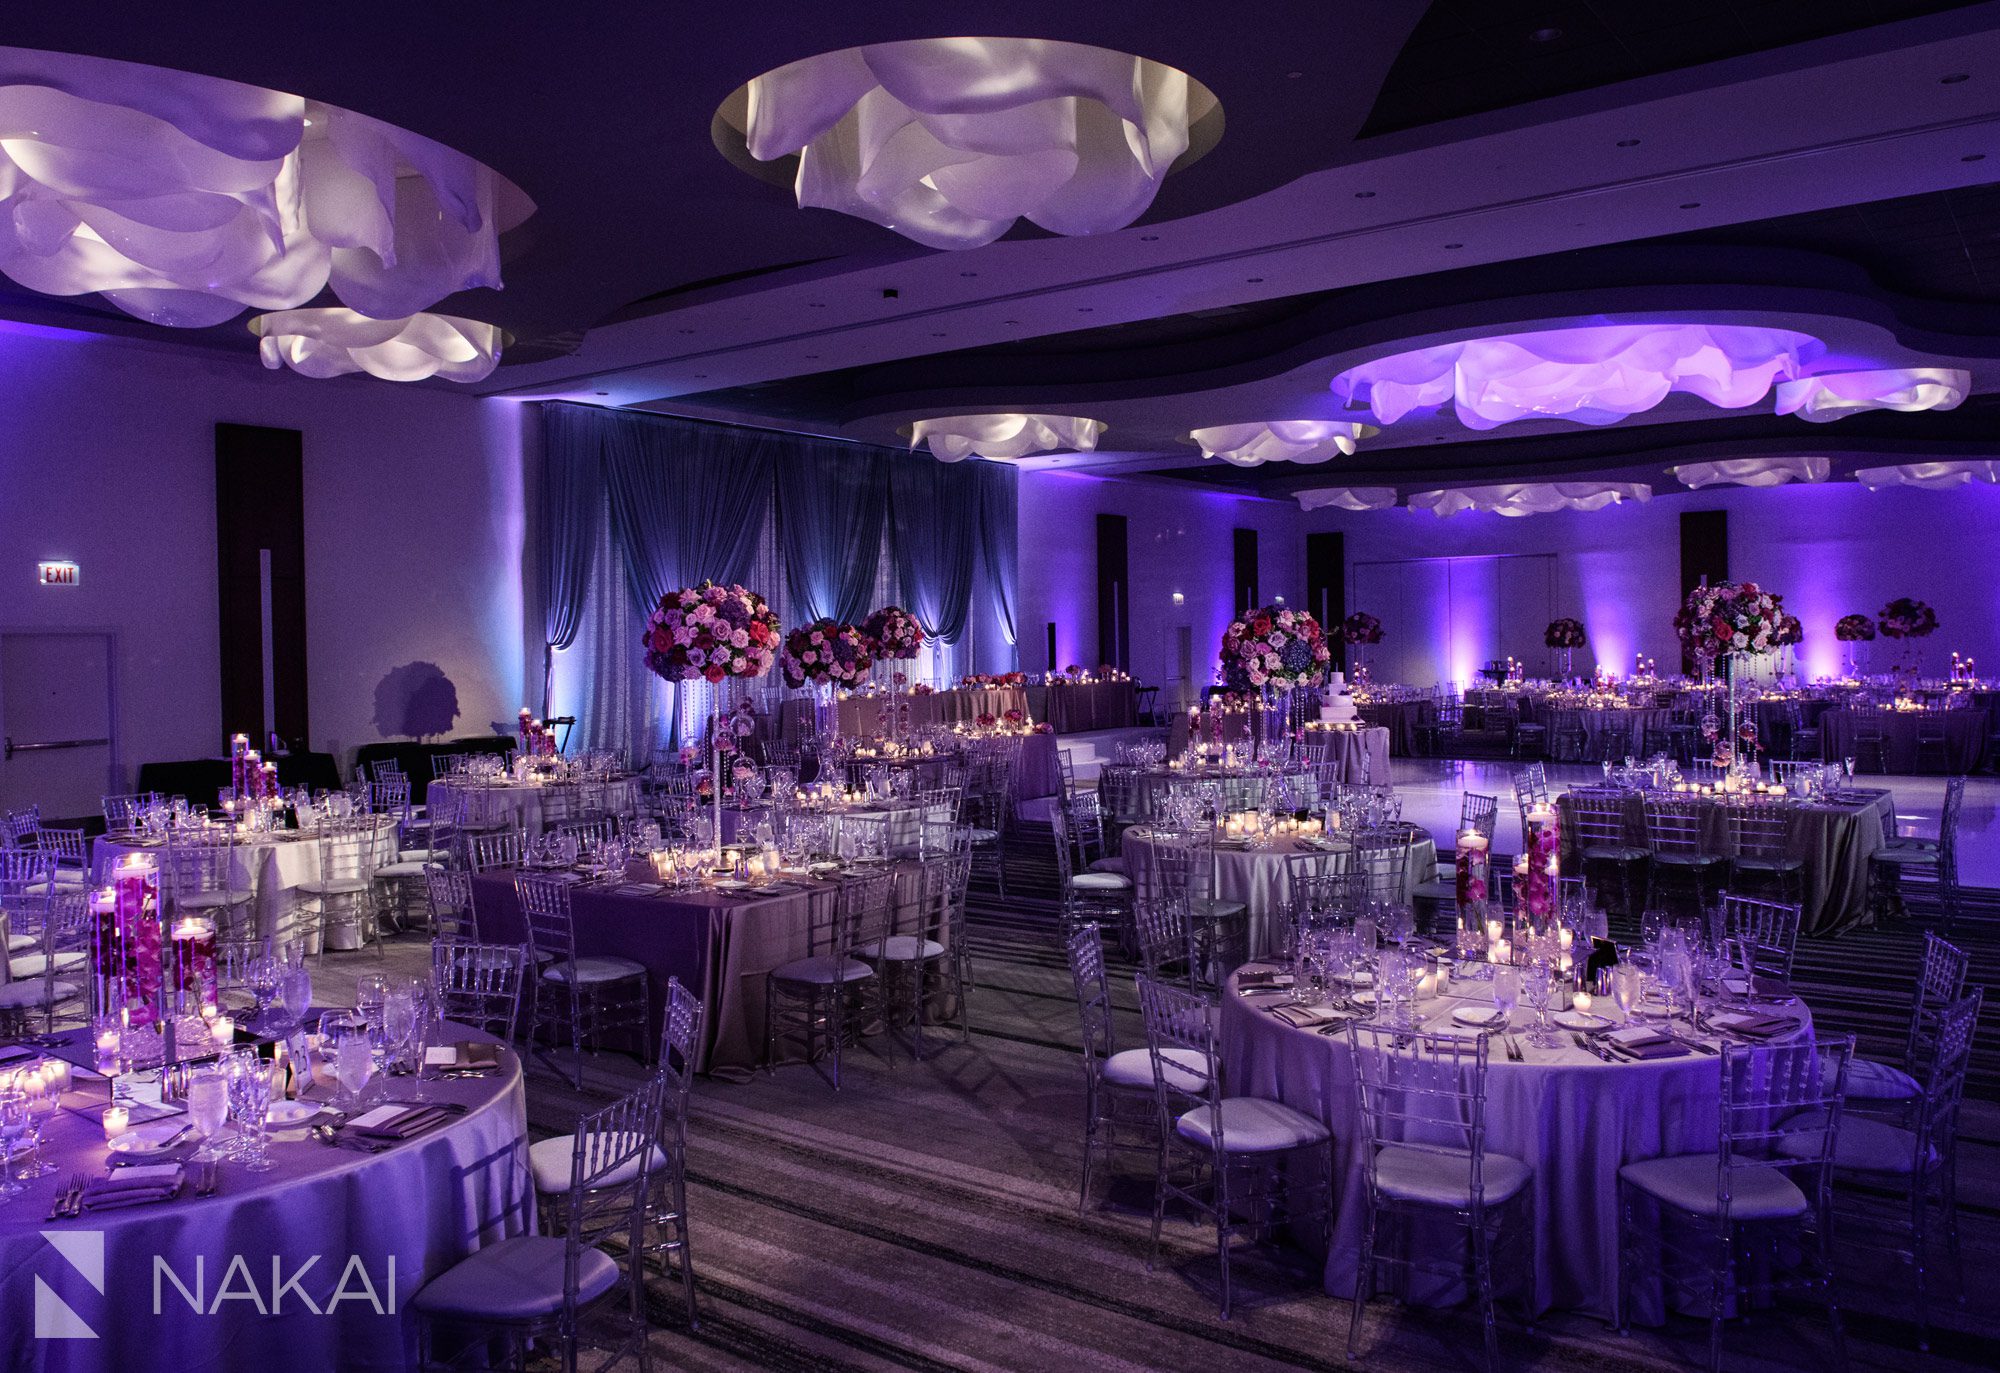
[1221,970,1814,1321]
[1356,699,1429,756]
[92,819,402,946]
[427,777,640,837]
[1121,827,1437,959]
[0,1035,528,1372]
[1298,726,1393,785]
[1816,707,1986,774]
[1542,706,1673,761]
[1126,766,1316,823]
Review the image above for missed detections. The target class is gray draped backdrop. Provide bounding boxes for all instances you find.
[536,404,1017,760]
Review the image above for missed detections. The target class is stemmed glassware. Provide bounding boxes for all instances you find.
[187,1065,230,1163]
[325,1012,376,1111]
[226,1051,273,1172]
[1491,967,1520,1036]
[0,1091,28,1198]
[1523,962,1560,1047]
[20,1079,58,1178]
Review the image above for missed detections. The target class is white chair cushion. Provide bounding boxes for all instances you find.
[25,877,86,894]
[770,954,874,986]
[1070,872,1132,892]
[1102,1045,1209,1094]
[1088,856,1128,875]
[4,933,34,954]
[1619,1153,1807,1219]
[527,1133,661,1194]
[298,878,371,896]
[1192,897,1247,922]
[176,890,254,909]
[410,1235,620,1319]
[8,951,87,980]
[0,978,79,1009]
[965,828,1000,844]
[1373,1144,1531,1207]
[541,956,649,985]
[856,935,946,962]
[372,861,430,879]
[399,848,451,864]
[1778,1109,1932,1175]
[1837,1054,1920,1101]
[1174,1096,1330,1155]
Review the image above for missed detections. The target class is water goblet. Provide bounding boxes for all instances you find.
[1491,967,1520,1033]
[20,1079,59,1178]
[0,1091,28,1197]
[187,1065,230,1162]
[232,1061,274,1172]
[1524,963,1560,1047]
[326,1013,376,1111]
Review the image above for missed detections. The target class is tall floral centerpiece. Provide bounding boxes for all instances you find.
[1342,610,1383,684]
[862,604,925,662]
[645,582,780,842]
[1543,616,1587,682]
[781,619,872,691]
[1672,580,1786,771]
[1221,604,1331,756]
[1834,612,1875,676]
[1772,613,1803,679]
[1877,597,1938,680]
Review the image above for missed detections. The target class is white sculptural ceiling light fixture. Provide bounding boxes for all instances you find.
[0,45,530,351]
[1773,368,1971,423]
[249,309,509,382]
[1191,420,1380,467]
[716,37,1221,250]
[1853,461,2000,490]
[1330,325,1821,430]
[1671,456,1831,490]
[1409,482,1652,518]
[907,413,1106,462]
[1294,487,1399,512]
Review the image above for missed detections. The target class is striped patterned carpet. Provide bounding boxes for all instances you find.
[413,828,1995,1373]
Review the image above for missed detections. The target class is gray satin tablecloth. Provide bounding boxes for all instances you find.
[1028,681,1138,733]
[833,687,1029,737]
[0,1039,528,1372]
[1542,707,1673,761]
[1122,829,1437,958]
[1555,788,1891,933]
[1817,707,1985,774]
[1356,699,1429,756]
[1222,973,1813,1321]
[1125,766,1317,822]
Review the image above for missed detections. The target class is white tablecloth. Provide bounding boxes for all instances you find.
[427,778,639,838]
[1222,972,1813,1320]
[0,1039,529,1371]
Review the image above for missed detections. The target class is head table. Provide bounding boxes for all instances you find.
[1221,966,1814,1323]
[0,1032,527,1373]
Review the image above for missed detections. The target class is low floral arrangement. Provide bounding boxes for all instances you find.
[975,712,996,728]
[1342,610,1384,646]
[912,682,934,696]
[1773,614,1804,647]
[861,605,925,660]
[1033,721,1054,734]
[1672,581,1785,660]
[1060,664,1085,680]
[1002,707,1025,726]
[1878,597,1938,639]
[645,582,779,684]
[1835,613,1877,642]
[781,619,871,688]
[1097,664,1129,681]
[1221,604,1332,690]
[1544,617,1587,650]
[960,671,1026,688]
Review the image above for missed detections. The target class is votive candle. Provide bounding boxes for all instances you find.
[102,1106,130,1140]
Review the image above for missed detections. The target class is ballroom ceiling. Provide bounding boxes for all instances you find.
[6,2,2000,497]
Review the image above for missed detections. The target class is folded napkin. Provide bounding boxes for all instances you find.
[82,1164,183,1210]
[612,882,665,897]
[345,1103,454,1141]
[423,1042,500,1070]
[1721,976,1792,999]
[1605,1025,1687,1060]
[0,1044,37,1066]
[1237,968,1293,990]
[1708,1010,1799,1038]
[1268,1003,1339,1028]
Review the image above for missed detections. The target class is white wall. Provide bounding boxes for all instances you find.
[1018,472,1303,711]
[0,322,529,790]
[1305,480,2000,684]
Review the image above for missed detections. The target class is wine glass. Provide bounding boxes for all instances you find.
[326,1013,376,1110]
[187,1066,230,1163]
[0,1091,28,1198]
[1491,967,1520,1033]
[1613,962,1642,1023]
[20,1079,59,1178]
[382,980,422,1076]
[277,961,313,1032]
[1524,963,1559,1047]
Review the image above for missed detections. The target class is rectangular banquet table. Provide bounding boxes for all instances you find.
[1555,788,1891,934]
[1817,707,1986,774]
[1027,681,1138,733]
[831,686,1029,737]
[472,862,925,1080]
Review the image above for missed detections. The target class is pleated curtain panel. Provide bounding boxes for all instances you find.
[536,402,1018,758]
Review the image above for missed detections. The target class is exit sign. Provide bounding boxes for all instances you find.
[37,561,79,587]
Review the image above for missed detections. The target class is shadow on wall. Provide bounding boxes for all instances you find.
[372,662,461,740]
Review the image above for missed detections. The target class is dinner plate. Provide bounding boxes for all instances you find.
[1553,1010,1612,1031]
[1350,989,1378,1007]
[266,1100,321,1127]
[1333,970,1373,988]
[1451,1006,1507,1028]
[107,1121,191,1155]
[709,879,750,892]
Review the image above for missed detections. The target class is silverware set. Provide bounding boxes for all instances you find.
[45,1173,87,1221]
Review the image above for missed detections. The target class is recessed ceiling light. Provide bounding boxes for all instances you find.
[1680,202,1701,209]
[692,374,706,379]
[1617,139,1640,148]
[808,302,825,308]
[1354,190,1376,199]
[1286,71,1304,79]
[1078,306,1094,312]
[1941,73,1971,84]
[959,271,977,277]
[594,390,608,396]
[1443,243,1463,250]
[1140,234,1159,241]
[804,353,819,359]
[1246,277,1264,283]
[1528,26,1563,43]
[1003,319,1020,324]
[678,328,695,334]
[1963,153,1987,162]
[931,331,946,337]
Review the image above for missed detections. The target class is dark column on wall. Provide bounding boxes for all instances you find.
[1095,514,1129,670]
[1045,622,1057,674]
[1306,531,1345,672]
[1678,509,1729,674]
[1233,528,1259,614]
[216,424,310,748]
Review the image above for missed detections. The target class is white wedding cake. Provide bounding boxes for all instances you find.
[1319,672,1358,724]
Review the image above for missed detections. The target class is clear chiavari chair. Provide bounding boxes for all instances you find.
[424,866,479,943]
[1617,1036,1854,1372]
[1131,834,1198,988]
[0,887,90,1034]
[298,815,383,955]
[1064,922,1186,1214]
[857,852,968,1059]
[516,871,651,1090]
[101,791,161,834]
[1840,930,1971,1113]
[1345,1024,1535,1373]
[1,805,41,851]
[1724,802,1804,905]
[764,873,888,1090]
[1716,892,1801,983]
[469,828,528,874]
[413,1077,663,1371]
[1869,774,1965,928]
[1063,789,1126,875]
[1565,786,1649,916]
[162,830,258,941]
[962,750,1013,897]
[431,940,528,1040]
[1138,973,1334,1319]
[1051,805,1132,945]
